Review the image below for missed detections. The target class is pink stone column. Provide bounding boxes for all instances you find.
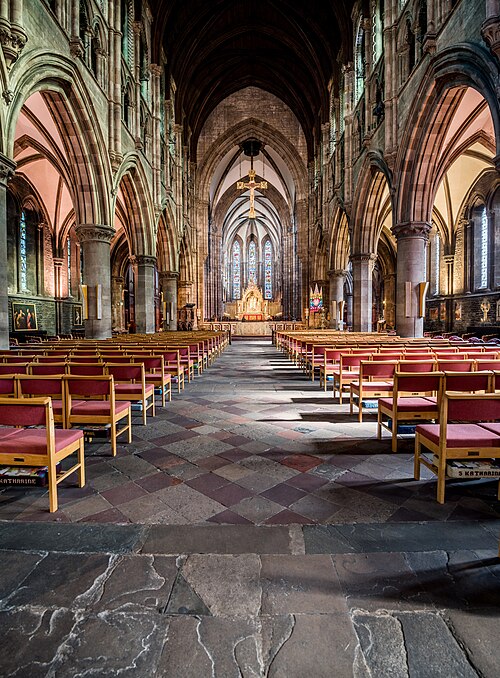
[328,269,347,329]
[393,222,431,338]
[76,224,114,339]
[351,253,376,332]
[159,271,178,331]
[135,255,156,334]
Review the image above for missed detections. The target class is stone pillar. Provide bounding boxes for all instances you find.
[75,224,114,339]
[328,269,347,329]
[111,275,124,332]
[159,271,178,331]
[0,155,15,349]
[53,257,64,299]
[444,254,454,296]
[351,253,376,332]
[346,292,353,329]
[134,255,156,334]
[393,222,431,338]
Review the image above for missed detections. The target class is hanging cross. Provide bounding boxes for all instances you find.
[237,168,267,219]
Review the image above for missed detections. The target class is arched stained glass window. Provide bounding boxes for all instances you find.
[480,206,489,289]
[354,20,365,104]
[248,240,257,285]
[433,232,440,295]
[264,240,272,299]
[232,240,241,299]
[67,237,71,294]
[19,211,27,290]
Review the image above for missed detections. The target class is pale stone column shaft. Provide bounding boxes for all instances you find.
[111,275,124,332]
[76,224,114,339]
[351,253,376,332]
[0,156,15,349]
[135,255,156,334]
[328,269,346,329]
[159,272,178,331]
[393,222,431,338]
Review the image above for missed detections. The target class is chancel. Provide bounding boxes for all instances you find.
[0,1,499,675]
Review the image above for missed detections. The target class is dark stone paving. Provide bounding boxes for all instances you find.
[0,340,499,676]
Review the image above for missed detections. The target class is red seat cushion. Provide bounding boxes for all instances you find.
[52,399,63,416]
[351,381,393,391]
[114,383,154,396]
[0,428,21,441]
[71,400,131,416]
[416,423,500,447]
[477,423,500,435]
[379,397,438,413]
[0,428,83,455]
[145,372,171,382]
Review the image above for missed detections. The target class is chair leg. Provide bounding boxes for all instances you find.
[111,424,117,457]
[161,385,166,408]
[377,411,381,439]
[414,436,421,480]
[78,439,85,487]
[48,460,58,513]
[391,420,398,454]
[142,398,147,425]
[127,409,132,443]
[437,454,446,504]
[358,397,363,424]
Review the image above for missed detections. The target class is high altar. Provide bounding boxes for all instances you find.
[224,282,281,320]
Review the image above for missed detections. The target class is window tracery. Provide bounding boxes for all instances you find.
[232,240,241,300]
[264,240,272,299]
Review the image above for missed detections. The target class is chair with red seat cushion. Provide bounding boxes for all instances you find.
[436,359,475,373]
[29,363,67,376]
[131,355,172,407]
[414,392,500,503]
[66,362,107,376]
[350,361,397,423]
[16,375,66,425]
[63,375,132,457]
[378,372,443,453]
[0,397,85,512]
[0,376,17,397]
[0,363,29,375]
[105,363,155,425]
[333,353,373,404]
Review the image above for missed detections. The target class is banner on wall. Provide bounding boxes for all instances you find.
[309,284,323,313]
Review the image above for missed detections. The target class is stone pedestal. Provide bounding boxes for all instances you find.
[393,222,431,338]
[76,224,114,339]
[135,255,156,334]
[351,254,376,332]
[159,271,178,331]
[0,156,15,348]
[328,269,347,329]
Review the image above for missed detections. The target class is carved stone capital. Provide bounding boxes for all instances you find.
[53,257,64,268]
[150,64,162,77]
[135,255,157,268]
[159,271,179,281]
[482,17,500,59]
[350,253,377,264]
[69,37,84,59]
[75,224,115,245]
[0,155,16,187]
[392,221,431,240]
[328,269,347,280]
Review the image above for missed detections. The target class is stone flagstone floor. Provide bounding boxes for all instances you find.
[1,339,500,524]
[0,339,499,676]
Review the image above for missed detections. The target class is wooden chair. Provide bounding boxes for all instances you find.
[349,361,397,423]
[0,363,29,375]
[161,350,185,392]
[132,355,172,407]
[66,362,107,376]
[29,363,67,376]
[16,375,66,425]
[0,375,18,398]
[378,372,443,453]
[63,375,132,457]
[414,393,500,503]
[0,397,85,512]
[105,363,155,425]
[333,353,372,404]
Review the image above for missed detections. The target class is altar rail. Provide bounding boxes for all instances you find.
[200,322,305,338]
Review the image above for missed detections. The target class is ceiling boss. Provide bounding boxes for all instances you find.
[237,139,267,219]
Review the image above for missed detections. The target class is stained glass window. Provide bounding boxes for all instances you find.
[19,211,27,290]
[233,240,241,299]
[248,241,257,285]
[67,237,71,294]
[354,20,365,104]
[480,206,488,289]
[264,240,272,299]
[434,233,440,295]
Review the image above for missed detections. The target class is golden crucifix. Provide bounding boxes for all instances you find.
[237,165,267,219]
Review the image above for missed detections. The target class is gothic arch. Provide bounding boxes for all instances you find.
[328,205,350,272]
[156,207,179,272]
[395,44,500,226]
[6,51,112,226]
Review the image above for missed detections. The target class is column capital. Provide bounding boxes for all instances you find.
[392,221,431,240]
[76,224,115,244]
[328,269,347,279]
[350,252,377,264]
[53,257,64,268]
[159,270,179,281]
[135,254,157,268]
[0,154,15,187]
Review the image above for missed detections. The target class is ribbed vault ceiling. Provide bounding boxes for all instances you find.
[151,0,354,156]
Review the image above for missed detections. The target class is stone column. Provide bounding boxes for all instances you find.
[444,254,454,296]
[111,275,124,332]
[351,253,376,332]
[0,155,15,349]
[393,222,431,338]
[75,224,114,339]
[346,292,353,329]
[328,269,346,329]
[159,271,178,331]
[135,255,156,334]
